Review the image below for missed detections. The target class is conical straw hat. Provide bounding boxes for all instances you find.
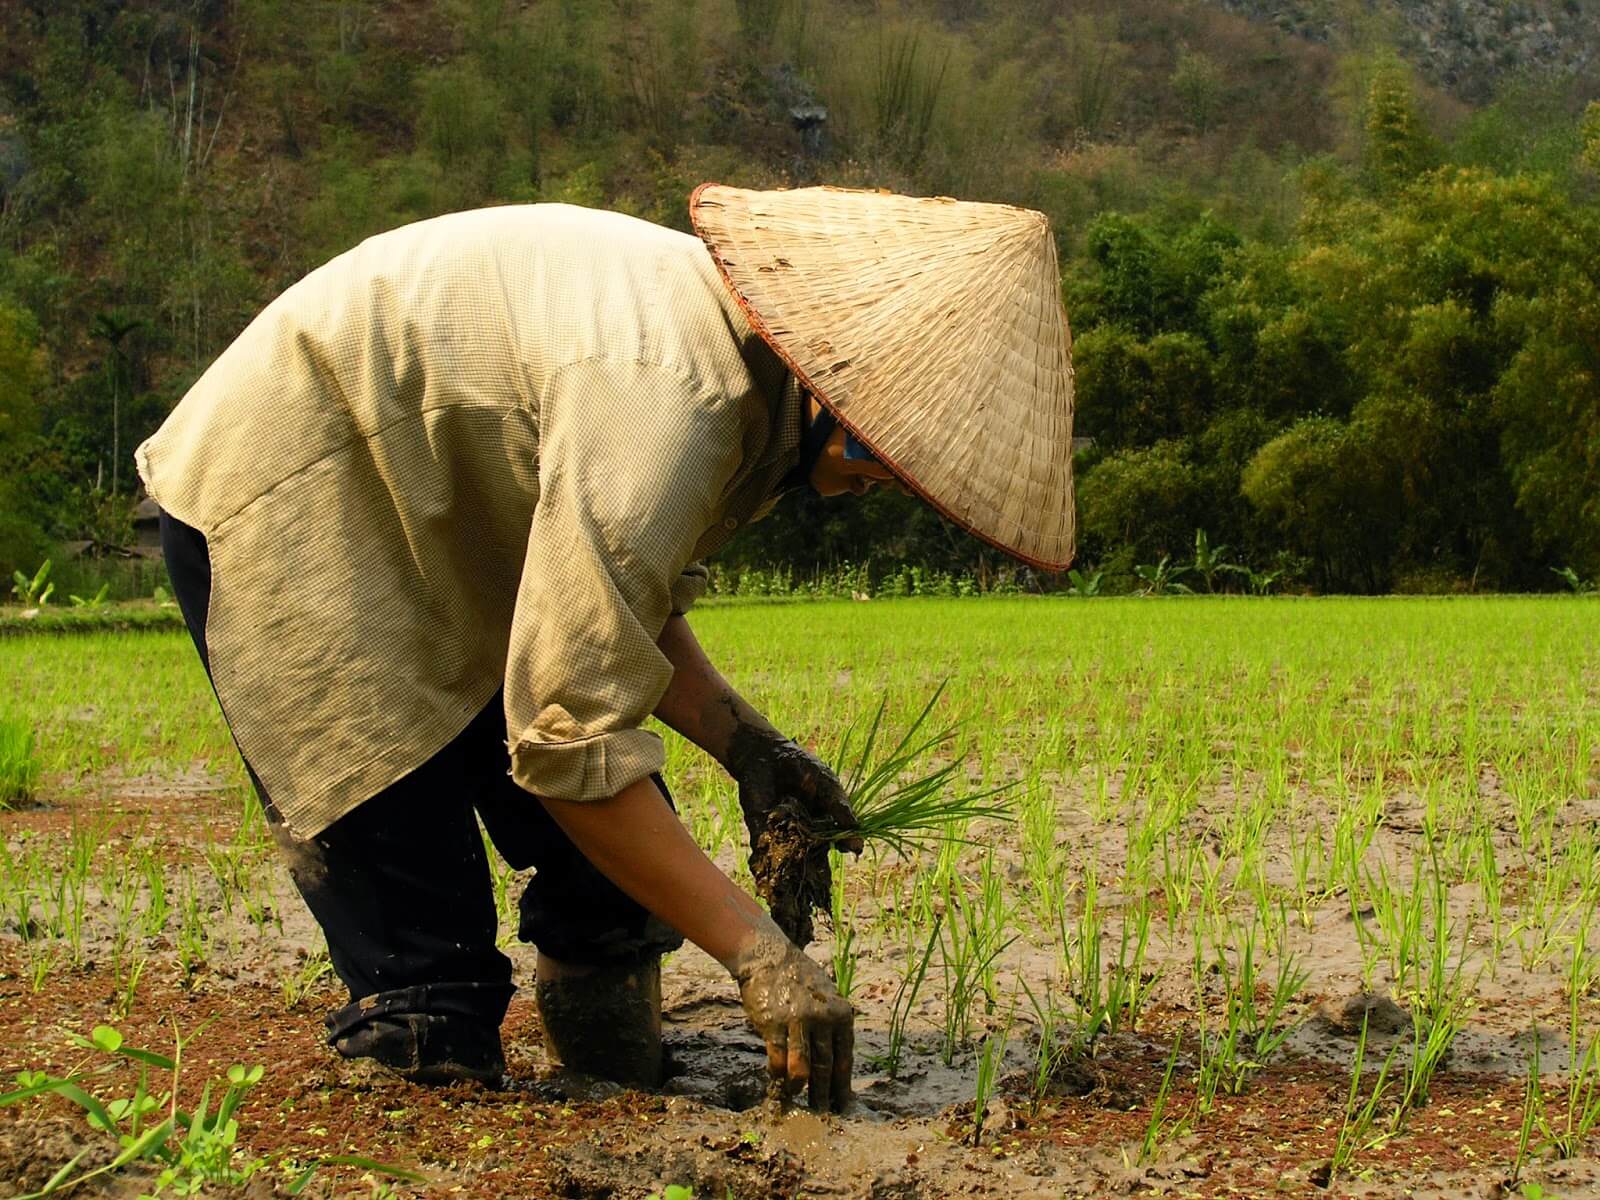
[690,183,1076,571]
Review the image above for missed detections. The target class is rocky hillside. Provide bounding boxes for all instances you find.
[1211,0,1600,98]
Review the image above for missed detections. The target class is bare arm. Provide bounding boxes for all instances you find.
[539,773,771,965]
[539,775,853,1109]
[652,613,776,766]
[653,613,862,859]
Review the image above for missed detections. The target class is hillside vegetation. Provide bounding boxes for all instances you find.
[1,0,1597,593]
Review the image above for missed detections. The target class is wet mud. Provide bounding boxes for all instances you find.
[0,1116,142,1199]
[10,757,1600,1197]
[747,804,832,948]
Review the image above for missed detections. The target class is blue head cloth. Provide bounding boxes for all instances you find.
[784,399,884,495]
[842,429,878,462]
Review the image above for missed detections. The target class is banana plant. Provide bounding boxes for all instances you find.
[10,559,54,607]
[1552,566,1596,594]
[1134,556,1192,596]
[1188,529,1247,593]
[1067,567,1104,596]
[70,583,111,608]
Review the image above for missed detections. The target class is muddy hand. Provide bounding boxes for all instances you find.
[729,930,854,1112]
[728,727,863,854]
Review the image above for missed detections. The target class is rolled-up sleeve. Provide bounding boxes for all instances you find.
[506,359,746,801]
[671,562,710,615]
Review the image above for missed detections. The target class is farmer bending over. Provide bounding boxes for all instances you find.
[135,185,1075,1110]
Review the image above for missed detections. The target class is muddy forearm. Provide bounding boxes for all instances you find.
[654,614,780,767]
[538,774,781,970]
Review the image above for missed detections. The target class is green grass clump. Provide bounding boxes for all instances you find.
[0,716,39,807]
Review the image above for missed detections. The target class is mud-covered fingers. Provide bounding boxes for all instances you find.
[765,1025,788,1082]
[787,1019,810,1099]
[809,1023,834,1112]
[831,1017,854,1112]
[819,784,863,853]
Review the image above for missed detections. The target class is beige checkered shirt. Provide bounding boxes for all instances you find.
[137,205,801,837]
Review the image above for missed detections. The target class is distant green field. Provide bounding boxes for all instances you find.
[9,595,1596,801]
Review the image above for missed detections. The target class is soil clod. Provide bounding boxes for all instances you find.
[1319,990,1409,1037]
[747,805,833,948]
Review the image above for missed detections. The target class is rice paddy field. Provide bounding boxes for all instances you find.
[2,595,1599,1199]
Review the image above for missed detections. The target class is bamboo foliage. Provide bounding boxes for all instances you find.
[872,28,949,171]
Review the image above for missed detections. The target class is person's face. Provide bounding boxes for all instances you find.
[808,424,904,497]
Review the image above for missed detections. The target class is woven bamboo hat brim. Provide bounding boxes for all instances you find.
[690,183,1076,570]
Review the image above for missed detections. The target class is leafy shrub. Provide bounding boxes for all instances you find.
[418,61,506,170]
[1078,441,1203,565]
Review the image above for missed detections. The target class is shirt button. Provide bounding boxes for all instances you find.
[723,517,738,531]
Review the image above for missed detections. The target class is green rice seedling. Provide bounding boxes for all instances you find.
[204,839,246,921]
[25,942,58,994]
[1391,870,1475,1133]
[879,914,941,1079]
[1513,856,1585,976]
[937,869,1016,1063]
[107,859,143,979]
[968,1019,1012,1147]
[1190,845,1229,934]
[1190,930,1243,1117]
[0,839,34,939]
[0,717,40,807]
[238,875,271,935]
[1104,893,1158,1036]
[1511,1028,1544,1189]
[1284,816,1326,930]
[1020,977,1070,1117]
[1196,916,1309,1105]
[1135,1034,1184,1167]
[1476,821,1507,974]
[175,867,208,985]
[482,831,520,950]
[974,850,1012,1011]
[1068,861,1107,1046]
[1251,937,1309,1070]
[1086,768,1118,825]
[1534,927,1600,1158]
[1019,786,1063,929]
[1538,1027,1600,1158]
[111,954,147,1021]
[1158,831,1202,929]
[281,948,336,1009]
[68,817,109,878]
[825,681,1016,856]
[1318,1015,1400,1187]
[1366,857,1424,1003]
[752,680,1014,946]
[828,848,858,999]
[45,852,89,965]
[1347,872,1383,995]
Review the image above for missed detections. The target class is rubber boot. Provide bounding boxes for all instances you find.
[534,953,664,1088]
